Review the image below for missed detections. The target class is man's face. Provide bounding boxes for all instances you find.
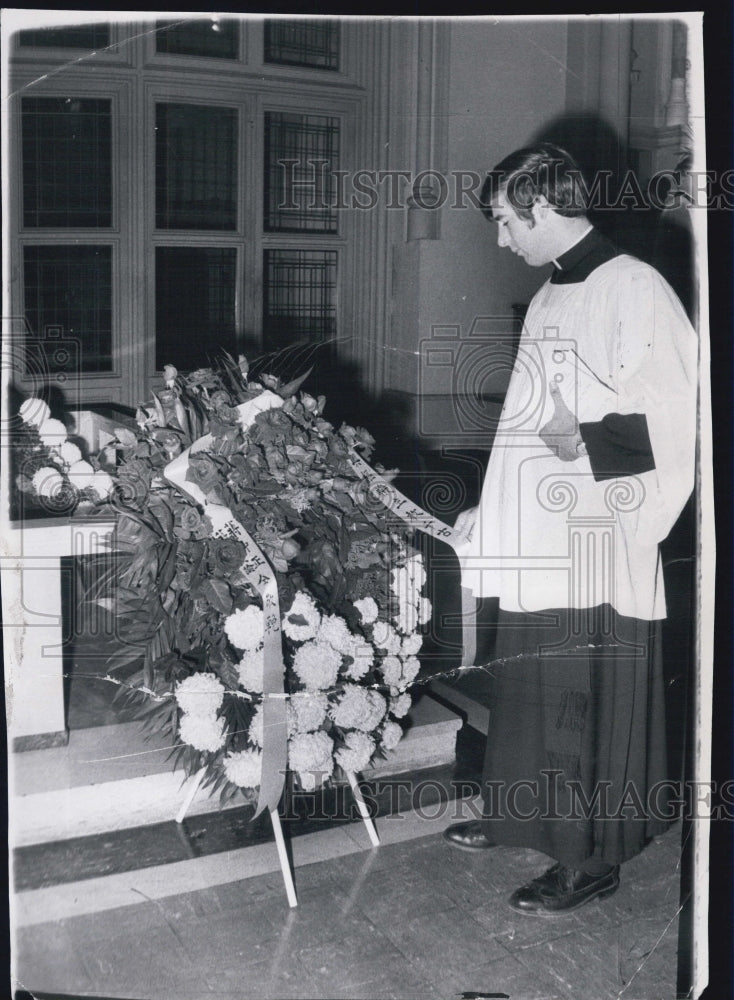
[490,189,552,267]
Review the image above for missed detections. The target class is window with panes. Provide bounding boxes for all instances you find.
[10,17,351,404]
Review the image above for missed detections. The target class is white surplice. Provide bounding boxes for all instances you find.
[458,254,698,621]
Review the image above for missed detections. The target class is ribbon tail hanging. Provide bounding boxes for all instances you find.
[347,451,477,669]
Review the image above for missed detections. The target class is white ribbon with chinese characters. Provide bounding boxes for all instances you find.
[165,390,287,818]
[347,452,476,667]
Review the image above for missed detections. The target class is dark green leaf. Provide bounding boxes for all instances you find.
[198,577,233,616]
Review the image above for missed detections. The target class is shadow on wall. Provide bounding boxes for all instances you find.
[531,112,695,321]
[532,113,697,786]
[243,337,413,469]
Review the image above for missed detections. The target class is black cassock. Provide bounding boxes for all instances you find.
[458,231,696,868]
[477,603,670,867]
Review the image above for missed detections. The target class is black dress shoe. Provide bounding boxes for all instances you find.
[442,821,496,851]
[508,862,620,915]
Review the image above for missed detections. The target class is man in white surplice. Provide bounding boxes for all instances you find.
[443,144,697,916]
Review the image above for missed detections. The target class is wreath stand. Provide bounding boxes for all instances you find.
[175,766,380,908]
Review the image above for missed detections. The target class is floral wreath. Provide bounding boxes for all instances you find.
[21,355,432,805]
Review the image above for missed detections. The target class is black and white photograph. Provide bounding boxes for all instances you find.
[1,10,725,1000]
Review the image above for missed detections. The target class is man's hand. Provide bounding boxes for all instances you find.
[454,505,478,543]
[539,381,585,462]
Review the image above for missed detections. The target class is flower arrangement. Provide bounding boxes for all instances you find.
[14,397,115,514]
[85,355,431,804]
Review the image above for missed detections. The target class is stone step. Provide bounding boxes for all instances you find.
[367,690,463,776]
[426,674,493,735]
[11,693,462,847]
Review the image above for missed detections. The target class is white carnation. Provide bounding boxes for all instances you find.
[316,614,354,654]
[68,459,97,492]
[56,440,82,467]
[372,620,402,655]
[292,640,341,691]
[288,730,334,790]
[395,601,418,635]
[236,649,264,693]
[282,591,321,641]
[353,596,379,625]
[417,596,432,625]
[287,691,329,735]
[224,605,264,651]
[223,749,262,788]
[178,712,226,752]
[381,720,403,751]
[342,638,375,681]
[70,458,93,474]
[38,417,67,447]
[390,565,411,596]
[406,553,427,589]
[380,655,403,688]
[330,684,386,732]
[175,673,225,716]
[391,565,421,609]
[19,397,50,427]
[336,731,375,774]
[391,561,425,634]
[401,633,423,657]
[31,466,65,499]
[400,655,421,688]
[390,693,412,719]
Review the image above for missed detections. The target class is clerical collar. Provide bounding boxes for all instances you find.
[549,227,619,284]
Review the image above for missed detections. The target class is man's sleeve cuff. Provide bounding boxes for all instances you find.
[578,413,656,482]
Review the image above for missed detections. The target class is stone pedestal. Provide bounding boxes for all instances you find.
[367,693,462,777]
[3,516,117,751]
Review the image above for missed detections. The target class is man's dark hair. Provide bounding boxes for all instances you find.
[480,143,589,222]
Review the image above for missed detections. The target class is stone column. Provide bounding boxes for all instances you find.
[406,20,447,242]
[665,20,689,126]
